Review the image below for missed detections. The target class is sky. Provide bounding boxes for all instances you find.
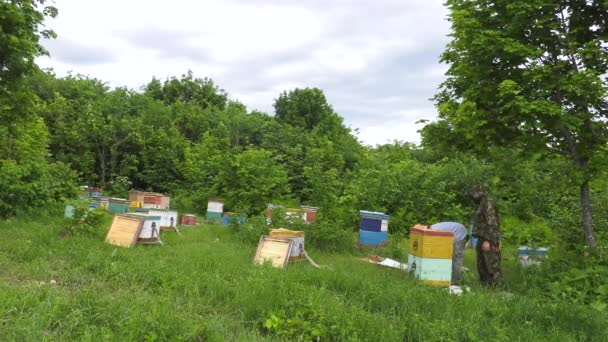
[36,0,451,145]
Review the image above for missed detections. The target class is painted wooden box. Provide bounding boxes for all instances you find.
[269,228,305,261]
[359,230,389,247]
[358,210,389,247]
[147,209,178,231]
[300,206,319,223]
[143,192,163,209]
[206,198,224,222]
[180,214,197,226]
[518,246,549,267]
[64,204,75,218]
[105,214,143,248]
[97,197,109,209]
[108,198,130,214]
[126,213,162,243]
[407,224,454,286]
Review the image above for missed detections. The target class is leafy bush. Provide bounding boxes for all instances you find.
[231,215,269,245]
[263,307,359,341]
[62,200,107,237]
[501,216,554,246]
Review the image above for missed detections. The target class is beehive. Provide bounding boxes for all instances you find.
[105,214,143,248]
[269,228,305,261]
[358,210,390,247]
[64,204,75,218]
[143,192,163,209]
[181,214,197,226]
[518,246,549,267]
[128,190,144,208]
[300,206,318,223]
[126,213,162,244]
[147,209,178,231]
[160,194,171,210]
[407,224,454,286]
[108,198,130,214]
[206,198,224,223]
[97,197,109,209]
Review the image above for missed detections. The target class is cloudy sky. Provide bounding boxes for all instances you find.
[37,0,451,145]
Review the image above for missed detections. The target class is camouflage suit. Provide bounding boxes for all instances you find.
[470,186,503,287]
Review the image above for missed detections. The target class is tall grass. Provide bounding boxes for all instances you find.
[0,212,606,341]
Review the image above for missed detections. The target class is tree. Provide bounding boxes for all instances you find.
[0,0,57,89]
[274,88,334,130]
[434,0,608,247]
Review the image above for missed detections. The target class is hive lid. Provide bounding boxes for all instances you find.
[410,224,454,237]
[270,228,305,237]
[126,213,162,220]
[253,235,292,269]
[360,210,390,220]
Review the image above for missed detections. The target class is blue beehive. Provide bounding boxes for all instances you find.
[358,210,390,247]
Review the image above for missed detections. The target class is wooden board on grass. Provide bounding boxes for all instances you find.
[253,236,292,269]
[105,214,143,247]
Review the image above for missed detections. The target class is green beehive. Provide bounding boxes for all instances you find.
[108,198,130,214]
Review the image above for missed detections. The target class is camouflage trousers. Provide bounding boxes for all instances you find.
[476,240,502,287]
[452,239,466,284]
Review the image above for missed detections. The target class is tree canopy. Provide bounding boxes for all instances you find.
[431,0,608,246]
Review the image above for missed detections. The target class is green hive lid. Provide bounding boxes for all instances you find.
[125,213,161,220]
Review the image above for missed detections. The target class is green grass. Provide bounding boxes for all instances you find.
[0,212,606,341]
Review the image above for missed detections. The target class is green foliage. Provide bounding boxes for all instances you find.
[501,216,554,246]
[1,217,608,341]
[274,88,334,131]
[0,0,57,89]
[0,118,78,217]
[435,0,608,246]
[62,200,108,237]
[107,176,132,199]
[263,307,359,341]
[224,148,290,215]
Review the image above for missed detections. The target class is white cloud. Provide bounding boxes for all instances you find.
[37,0,450,144]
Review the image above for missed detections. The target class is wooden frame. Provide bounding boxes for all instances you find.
[253,235,293,269]
[105,215,143,248]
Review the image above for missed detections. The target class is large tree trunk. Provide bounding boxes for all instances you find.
[580,180,596,247]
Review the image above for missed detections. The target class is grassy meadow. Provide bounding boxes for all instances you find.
[0,210,606,342]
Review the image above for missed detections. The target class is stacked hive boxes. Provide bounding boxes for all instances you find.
[79,186,104,209]
[128,190,144,208]
[206,198,224,223]
[358,210,389,247]
[407,225,453,286]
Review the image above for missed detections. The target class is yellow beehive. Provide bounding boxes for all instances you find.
[408,224,454,286]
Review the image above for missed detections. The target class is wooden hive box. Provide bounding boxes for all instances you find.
[358,210,389,247]
[147,209,178,231]
[105,214,144,248]
[160,194,171,210]
[126,213,162,244]
[518,246,549,267]
[206,198,224,222]
[269,228,305,261]
[108,198,130,214]
[407,224,453,286]
[253,235,293,269]
[142,192,163,209]
[180,214,197,226]
[128,190,144,208]
[301,206,319,223]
